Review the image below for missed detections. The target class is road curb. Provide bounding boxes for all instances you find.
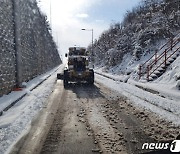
[95,71,124,82]
[95,71,163,97]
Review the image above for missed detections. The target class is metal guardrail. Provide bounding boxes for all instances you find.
[139,34,180,80]
[147,46,180,80]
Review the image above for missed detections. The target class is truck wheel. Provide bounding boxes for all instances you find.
[88,70,94,85]
[64,70,69,88]
[57,73,63,80]
[64,79,68,87]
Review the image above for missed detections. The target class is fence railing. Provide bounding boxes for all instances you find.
[139,34,180,80]
[147,46,180,80]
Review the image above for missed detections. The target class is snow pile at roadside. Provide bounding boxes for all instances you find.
[95,69,129,83]
[95,73,180,126]
[0,65,63,154]
[0,65,61,113]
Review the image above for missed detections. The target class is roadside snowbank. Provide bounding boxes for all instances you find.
[0,65,62,114]
[95,73,180,126]
[0,65,64,154]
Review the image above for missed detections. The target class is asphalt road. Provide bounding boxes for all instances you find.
[10,79,179,154]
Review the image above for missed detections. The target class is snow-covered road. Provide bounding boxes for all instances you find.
[0,65,179,154]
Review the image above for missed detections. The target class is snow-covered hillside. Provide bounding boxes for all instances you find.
[90,0,180,90]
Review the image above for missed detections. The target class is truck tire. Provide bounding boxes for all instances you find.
[88,70,94,85]
[57,73,63,80]
[63,70,69,88]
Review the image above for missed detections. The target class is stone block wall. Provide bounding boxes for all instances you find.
[0,0,16,96]
[0,0,61,96]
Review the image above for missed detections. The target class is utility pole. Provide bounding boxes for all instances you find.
[91,29,94,56]
[12,0,22,88]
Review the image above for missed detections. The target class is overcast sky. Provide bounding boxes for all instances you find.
[38,0,142,61]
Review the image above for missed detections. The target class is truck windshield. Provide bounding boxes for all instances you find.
[69,50,86,56]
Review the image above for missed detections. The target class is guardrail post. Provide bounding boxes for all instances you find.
[139,65,141,80]
[170,37,173,51]
[147,65,149,81]
[165,49,167,66]
[155,49,157,64]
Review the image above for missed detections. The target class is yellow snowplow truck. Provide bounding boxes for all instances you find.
[58,47,94,87]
